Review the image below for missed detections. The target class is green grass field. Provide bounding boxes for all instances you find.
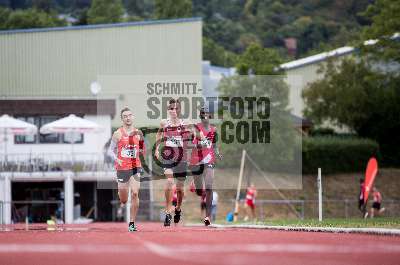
[220,218,400,229]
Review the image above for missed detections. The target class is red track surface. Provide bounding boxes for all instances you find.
[0,222,399,265]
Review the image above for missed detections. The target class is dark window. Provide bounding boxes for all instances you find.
[39,116,60,143]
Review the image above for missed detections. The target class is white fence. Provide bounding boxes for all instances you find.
[0,153,111,172]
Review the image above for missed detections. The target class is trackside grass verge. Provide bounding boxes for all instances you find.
[218,218,400,229]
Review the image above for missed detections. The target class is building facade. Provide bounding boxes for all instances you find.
[0,18,202,224]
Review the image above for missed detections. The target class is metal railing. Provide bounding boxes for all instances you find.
[150,198,400,221]
[2,198,399,224]
[0,153,112,172]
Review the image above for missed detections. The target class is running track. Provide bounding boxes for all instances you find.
[0,222,399,265]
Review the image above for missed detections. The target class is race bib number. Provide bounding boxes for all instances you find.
[200,138,212,149]
[166,136,183,147]
[121,147,137,158]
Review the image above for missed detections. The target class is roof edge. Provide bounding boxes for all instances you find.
[0,17,202,35]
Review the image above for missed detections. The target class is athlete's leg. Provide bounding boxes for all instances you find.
[204,167,214,219]
[129,174,140,222]
[193,174,204,197]
[243,203,249,221]
[175,178,185,211]
[164,168,174,214]
[251,205,256,220]
[118,181,129,205]
[192,165,205,196]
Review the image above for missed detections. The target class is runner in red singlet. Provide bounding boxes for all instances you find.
[108,107,145,232]
[190,106,222,226]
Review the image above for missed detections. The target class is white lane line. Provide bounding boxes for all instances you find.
[0,244,73,253]
[0,243,399,254]
[0,244,145,254]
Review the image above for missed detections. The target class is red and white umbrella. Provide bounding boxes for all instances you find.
[0,114,38,162]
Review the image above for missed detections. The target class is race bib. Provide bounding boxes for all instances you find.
[200,138,212,149]
[121,147,137,158]
[166,136,183,147]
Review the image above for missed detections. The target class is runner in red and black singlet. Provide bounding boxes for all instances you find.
[155,98,192,227]
[108,107,145,232]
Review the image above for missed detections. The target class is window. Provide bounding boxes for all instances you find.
[39,116,60,143]
[14,116,84,144]
[15,117,37,144]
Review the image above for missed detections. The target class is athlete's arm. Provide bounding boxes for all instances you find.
[108,130,122,165]
[137,130,146,156]
[183,120,197,149]
[155,120,166,158]
[212,128,222,160]
[185,119,208,147]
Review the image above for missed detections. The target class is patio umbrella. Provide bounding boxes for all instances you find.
[0,114,38,162]
[40,114,104,162]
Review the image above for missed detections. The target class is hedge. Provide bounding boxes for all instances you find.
[302,136,380,174]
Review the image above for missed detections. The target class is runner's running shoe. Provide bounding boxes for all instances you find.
[174,209,181,224]
[128,222,137,232]
[164,213,172,226]
[204,217,211,226]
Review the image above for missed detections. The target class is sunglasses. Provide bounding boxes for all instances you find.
[168,107,179,110]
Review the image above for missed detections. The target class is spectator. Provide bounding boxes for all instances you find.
[244,183,257,221]
[370,187,385,218]
[358,178,367,216]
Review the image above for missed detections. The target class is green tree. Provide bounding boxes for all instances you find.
[0,0,10,8]
[124,0,153,18]
[154,0,192,19]
[215,42,296,172]
[32,0,54,13]
[302,58,400,165]
[235,43,283,75]
[4,8,66,29]
[203,37,237,67]
[361,0,400,63]
[87,0,124,24]
[0,7,11,29]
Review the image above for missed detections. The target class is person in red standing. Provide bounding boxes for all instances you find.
[370,186,385,218]
[244,183,257,221]
[108,107,145,232]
